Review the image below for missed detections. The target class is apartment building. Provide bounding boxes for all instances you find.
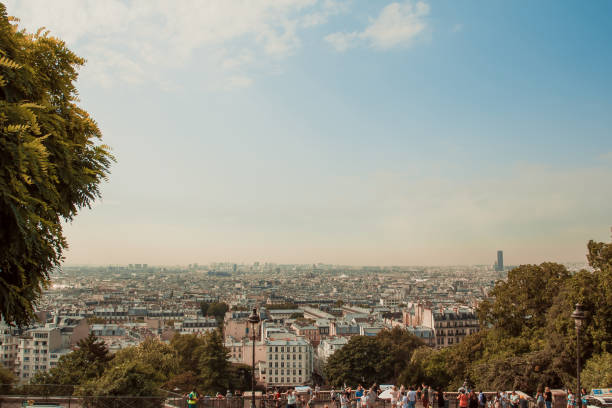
[0,321,19,371]
[403,303,479,348]
[261,338,313,387]
[175,317,218,335]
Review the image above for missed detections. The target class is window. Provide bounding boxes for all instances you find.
[280,347,284,352]
[275,347,278,352]
[275,362,278,368]
[269,347,273,352]
[281,369,284,375]
[299,369,302,375]
[299,354,302,360]
[281,362,284,368]
[269,362,272,367]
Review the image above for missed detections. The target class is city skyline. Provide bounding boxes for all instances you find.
[6,0,612,266]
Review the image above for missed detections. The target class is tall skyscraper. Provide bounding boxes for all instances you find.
[496,250,504,271]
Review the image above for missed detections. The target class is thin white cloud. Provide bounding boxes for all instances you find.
[4,0,347,90]
[452,23,464,33]
[326,0,429,51]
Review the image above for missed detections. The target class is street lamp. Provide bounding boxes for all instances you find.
[248,308,260,408]
[571,304,586,408]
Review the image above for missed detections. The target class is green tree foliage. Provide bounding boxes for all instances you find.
[227,363,254,393]
[410,237,612,394]
[76,338,177,408]
[265,303,298,310]
[31,333,112,389]
[207,302,229,322]
[111,338,179,382]
[171,333,207,371]
[78,361,165,408]
[198,329,230,394]
[324,328,424,387]
[161,371,200,395]
[200,302,209,317]
[478,263,570,335]
[581,352,612,389]
[378,327,425,382]
[0,5,113,326]
[0,364,15,393]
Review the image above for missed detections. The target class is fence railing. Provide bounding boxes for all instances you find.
[0,386,541,408]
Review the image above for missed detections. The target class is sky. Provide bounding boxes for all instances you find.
[5,0,612,266]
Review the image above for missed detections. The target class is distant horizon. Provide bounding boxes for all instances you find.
[6,0,612,266]
[60,258,590,269]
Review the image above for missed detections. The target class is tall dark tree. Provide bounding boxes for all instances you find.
[0,5,113,325]
[198,329,230,394]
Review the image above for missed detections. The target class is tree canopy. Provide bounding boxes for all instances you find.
[407,238,612,394]
[324,327,424,387]
[0,4,113,325]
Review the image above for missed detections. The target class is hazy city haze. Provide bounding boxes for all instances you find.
[6,0,612,266]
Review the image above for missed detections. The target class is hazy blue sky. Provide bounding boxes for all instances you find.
[6,0,612,266]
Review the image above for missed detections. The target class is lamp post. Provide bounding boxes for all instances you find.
[248,308,260,408]
[571,304,586,408]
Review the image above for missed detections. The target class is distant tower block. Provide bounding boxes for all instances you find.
[496,250,504,271]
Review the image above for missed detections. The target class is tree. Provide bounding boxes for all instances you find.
[78,361,165,408]
[162,371,200,395]
[198,329,230,394]
[324,336,386,387]
[377,326,424,383]
[581,352,612,389]
[112,338,179,382]
[200,302,209,317]
[207,302,229,321]
[478,263,571,336]
[31,333,112,391]
[171,333,207,371]
[228,363,255,393]
[0,364,15,393]
[0,5,113,325]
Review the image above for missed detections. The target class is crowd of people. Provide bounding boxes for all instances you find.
[184,383,588,408]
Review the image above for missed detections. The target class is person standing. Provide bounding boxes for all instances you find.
[367,388,377,408]
[494,393,501,408]
[186,388,199,408]
[341,392,350,408]
[391,386,398,408]
[509,392,519,408]
[544,388,553,408]
[287,390,298,408]
[422,385,429,408]
[408,387,417,408]
[536,391,544,408]
[457,390,469,408]
[478,391,486,408]
[356,386,364,408]
[436,389,445,408]
[566,389,575,408]
[469,391,478,408]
